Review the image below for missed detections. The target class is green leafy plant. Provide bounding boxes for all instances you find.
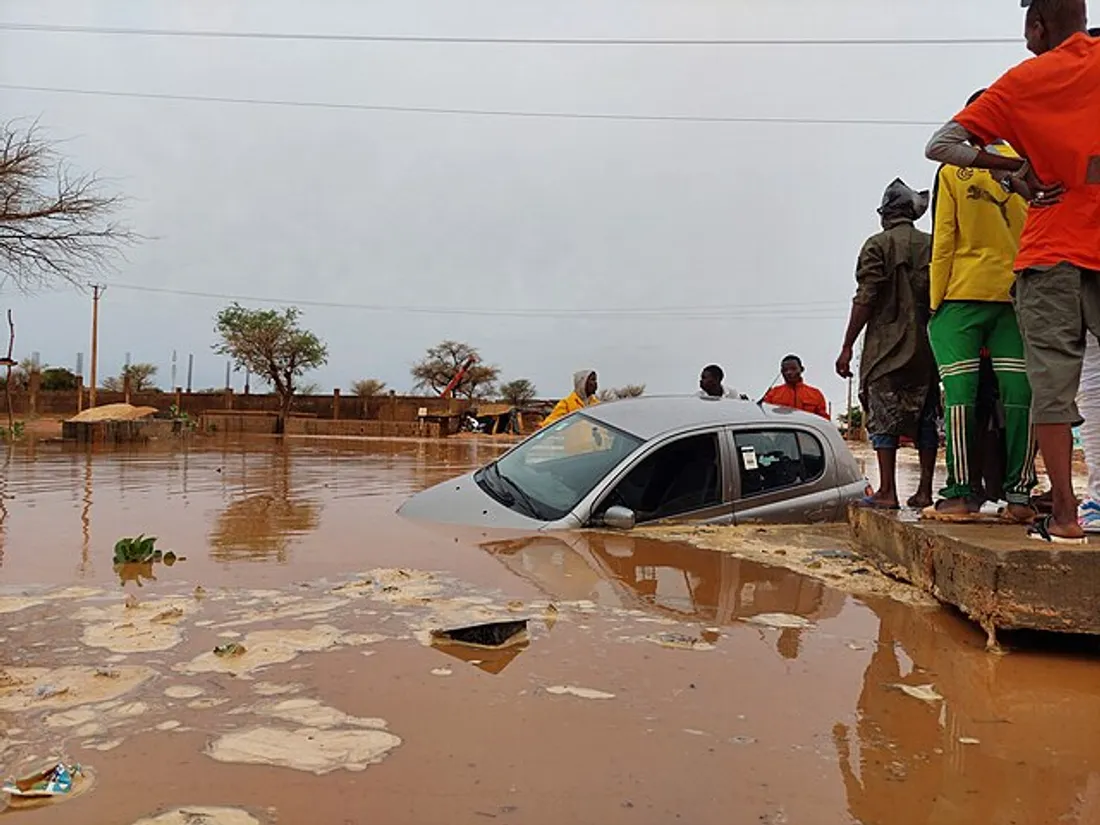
[0,421,24,441]
[112,535,178,565]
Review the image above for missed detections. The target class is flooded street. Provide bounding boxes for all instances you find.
[1,438,1099,824]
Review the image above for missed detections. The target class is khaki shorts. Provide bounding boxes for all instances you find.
[1013,261,1100,425]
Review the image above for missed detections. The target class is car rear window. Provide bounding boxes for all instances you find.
[734,429,826,497]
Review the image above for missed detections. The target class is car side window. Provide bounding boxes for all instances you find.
[602,433,722,523]
[797,432,826,481]
[735,430,825,497]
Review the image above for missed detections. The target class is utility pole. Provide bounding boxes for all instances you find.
[89,284,105,408]
[846,376,853,440]
[171,350,178,389]
[225,360,231,391]
[186,353,193,392]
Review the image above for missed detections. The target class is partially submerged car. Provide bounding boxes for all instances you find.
[398,395,870,531]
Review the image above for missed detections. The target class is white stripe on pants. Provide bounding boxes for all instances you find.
[1078,335,1100,503]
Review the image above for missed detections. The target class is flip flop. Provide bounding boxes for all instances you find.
[920,503,986,523]
[1027,515,1088,546]
[855,496,900,511]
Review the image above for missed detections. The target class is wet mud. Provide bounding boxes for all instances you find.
[0,437,1098,824]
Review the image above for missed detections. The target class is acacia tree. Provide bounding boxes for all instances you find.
[499,379,537,407]
[213,303,328,433]
[411,340,499,400]
[351,378,387,398]
[1,120,134,290]
[102,362,158,392]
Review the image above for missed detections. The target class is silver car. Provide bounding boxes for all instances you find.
[398,395,870,531]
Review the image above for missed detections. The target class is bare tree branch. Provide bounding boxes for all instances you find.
[0,119,136,292]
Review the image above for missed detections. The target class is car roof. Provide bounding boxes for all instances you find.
[581,394,836,440]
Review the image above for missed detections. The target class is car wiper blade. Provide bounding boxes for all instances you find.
[495,467,546,520]
[479,464,515,505]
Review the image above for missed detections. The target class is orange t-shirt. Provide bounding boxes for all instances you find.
[953,32,1100,273]
[762,383,829,420]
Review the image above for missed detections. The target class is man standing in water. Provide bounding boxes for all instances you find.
[925,0,1100,543]
[924,88,1037,523]
[836,179,939,510]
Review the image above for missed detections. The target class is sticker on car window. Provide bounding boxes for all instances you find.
[741,446,758,471]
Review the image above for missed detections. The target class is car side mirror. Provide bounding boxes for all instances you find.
[602,506,636,531]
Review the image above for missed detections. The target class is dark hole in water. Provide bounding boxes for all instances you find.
[431,619,528,648]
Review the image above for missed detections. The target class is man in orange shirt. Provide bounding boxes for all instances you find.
[925,0,1100,543]
[763,355,830,419]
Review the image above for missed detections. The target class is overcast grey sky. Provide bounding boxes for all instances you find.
[0,0,1086,407]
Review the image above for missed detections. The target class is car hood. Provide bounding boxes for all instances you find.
[397,472,575,530]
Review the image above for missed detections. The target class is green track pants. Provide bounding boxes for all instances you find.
[928,301,1038,505]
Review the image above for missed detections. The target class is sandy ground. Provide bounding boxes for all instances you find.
[0,437,1098,824]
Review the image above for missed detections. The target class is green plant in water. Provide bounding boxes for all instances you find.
[113,535,178,565]
[0,421,25,441]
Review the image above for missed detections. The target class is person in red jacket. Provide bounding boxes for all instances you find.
[763,355,830,419]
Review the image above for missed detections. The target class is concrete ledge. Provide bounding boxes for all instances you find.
[849,507,1100,638]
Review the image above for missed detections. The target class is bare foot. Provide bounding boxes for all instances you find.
[1044,518,1085,541]
[858,492,900,510]
[932,498,975,515]
[1027,514,1087,544]
[1003,504,1037,525]
[907,492,933,509]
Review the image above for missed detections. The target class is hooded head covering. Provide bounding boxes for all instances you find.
[573,370,596,402]
[877,178,930,224]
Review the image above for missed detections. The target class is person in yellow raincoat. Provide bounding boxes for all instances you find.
[541,370,599,428]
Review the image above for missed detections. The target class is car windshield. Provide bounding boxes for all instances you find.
[477,413,643,521]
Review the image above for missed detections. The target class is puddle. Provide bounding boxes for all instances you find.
[0,439,1099,824]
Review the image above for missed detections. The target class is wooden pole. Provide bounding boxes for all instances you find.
[846,376,853,441]
[89,285,105,408]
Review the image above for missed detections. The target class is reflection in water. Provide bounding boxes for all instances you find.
[836,602,1100,825]
[431,640,529,674]
[0,445,9,569]
[482,532,846,624]
[480,532,846,660]
[80,450,92,576]
[209,446,321,563]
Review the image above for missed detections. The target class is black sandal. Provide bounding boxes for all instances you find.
[1027,514,1087,546]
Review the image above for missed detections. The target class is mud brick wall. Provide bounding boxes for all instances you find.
[6,390,473,422]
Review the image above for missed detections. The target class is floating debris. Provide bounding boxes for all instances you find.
[213,643,247,659]
[0,762,93,811]
[892,683,943,703]
[207,725,401,775]
[431,668,453,677]
[545,685,615,700]
[744,613,814,630]
[644,632,716,652]
[130,807,261,825]
[164,685,204,700]
[958,737,981,745]
[430,619,528,650]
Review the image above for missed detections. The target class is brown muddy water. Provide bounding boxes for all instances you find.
[0,436,1098,825]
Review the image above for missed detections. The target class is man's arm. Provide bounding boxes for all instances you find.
[929,165,957,312]
[836,240,882,379]
[925,122,1024,172]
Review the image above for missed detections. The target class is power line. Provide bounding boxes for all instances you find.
[0,83,942,127]
[105,282,848,320]
[0,21,1023,47]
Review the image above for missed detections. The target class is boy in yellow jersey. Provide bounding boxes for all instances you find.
[925,89,1038,522]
